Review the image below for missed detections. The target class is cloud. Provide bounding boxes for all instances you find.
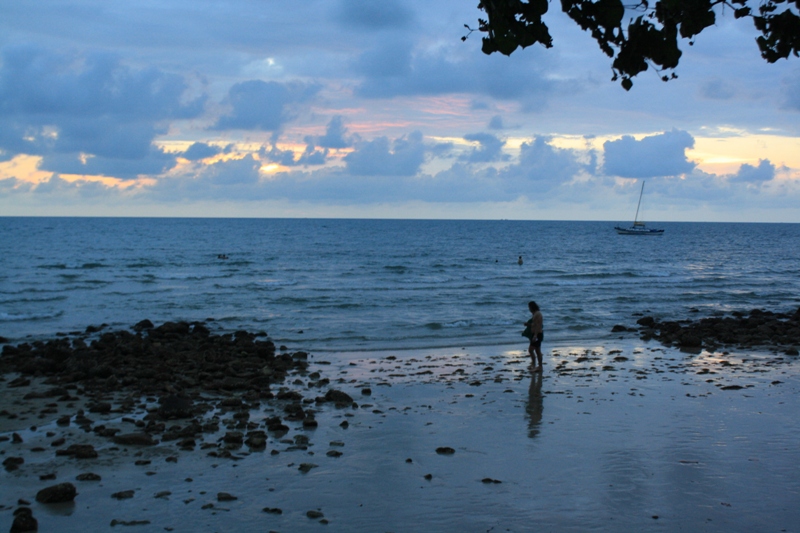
[336,0,414,30]
[344,131,426,176]
[781,69,800,111]
[183,142,227,161]
[699,78,735,100]
[41,147,177,180]
[262,141,328,167]
[0,44,203,176]
[487,115,505,130]
[353,40,554,107]
[212,80,318,132]
[499,137,585,191]
[730,159,775,183]
[460,133,507,163]
[316,116,352,149]
[603,130,696,178]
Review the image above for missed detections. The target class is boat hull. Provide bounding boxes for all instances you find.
[614,226,664,235]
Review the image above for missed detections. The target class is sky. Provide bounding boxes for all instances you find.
[1,0,799,222]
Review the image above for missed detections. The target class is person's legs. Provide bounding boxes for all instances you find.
[532,333,543,371]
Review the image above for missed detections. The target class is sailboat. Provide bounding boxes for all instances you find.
[614,181,664,235]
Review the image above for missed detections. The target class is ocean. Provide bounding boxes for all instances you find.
[2,217,799,352]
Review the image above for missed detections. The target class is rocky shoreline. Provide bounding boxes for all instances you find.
[614,307,800,355]
[2,311,800,531]
[0,320,356,531]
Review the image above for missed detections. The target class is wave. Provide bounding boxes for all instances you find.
[0,310,64,322]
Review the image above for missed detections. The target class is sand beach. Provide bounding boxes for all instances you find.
[1,317,799,532]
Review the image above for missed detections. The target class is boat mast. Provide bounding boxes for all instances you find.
[633,180,645,226]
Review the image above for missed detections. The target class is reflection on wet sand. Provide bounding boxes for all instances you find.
[526,370,544,438]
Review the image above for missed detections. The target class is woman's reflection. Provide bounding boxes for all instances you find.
[526,370,544,439]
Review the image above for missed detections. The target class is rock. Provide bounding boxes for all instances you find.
[10,507,38,533]
[76,472,102,481]
[245,431,267,448]
[113,433,156,446]
[110,520,151,527]
[436,447,455,455]
[323,389,353,405]
[262,507,282,514]
[56,444,98,459]
[298,463,318,473]
[786,346,799,356]
[158,395,194,419]
[636,316,656,327]
[326,450,343,457]
[3,457,24,472]
[306,510,324,519]
[88,402,112,414]
[111,490,135,500]
[222,431,244,445]
[36,483,77,504]
[217,492,237,502]
[611,325,628,333]
[133,319,154,331]
[12,433,23,443]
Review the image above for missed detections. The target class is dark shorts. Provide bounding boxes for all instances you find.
[529,332,543,349]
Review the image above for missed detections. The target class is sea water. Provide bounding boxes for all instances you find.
[1,218,799,351]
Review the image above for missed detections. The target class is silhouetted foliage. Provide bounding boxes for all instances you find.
[467,0,800,89]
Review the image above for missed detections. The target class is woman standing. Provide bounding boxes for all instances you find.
[526,301,544,372]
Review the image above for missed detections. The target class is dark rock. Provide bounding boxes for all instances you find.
[323,389,354,405]
[611,325,628,333]
[110,520,151,527]
[436,447,456,455]
[3,457,24,471]
[636,316,656,327]
[56,444,98,459]
[88,402,112,414]
[217,492,237,502]
[262,507,282,514]
[306,510,324,519]
[10,507,38,533]
[111,490,135,500]
[298,463,317,473]
[76,472,102,481]
[12,432,23,443]
[158,395,194,419]
[113,433,156,446]
[222,431,244,445]
[133,319,154,331]
[36,483,77,504]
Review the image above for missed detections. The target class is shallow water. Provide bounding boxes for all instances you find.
[2,218,800,353]
[3,341,798,532]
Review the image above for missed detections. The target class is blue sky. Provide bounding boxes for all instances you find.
[1,0,799,221]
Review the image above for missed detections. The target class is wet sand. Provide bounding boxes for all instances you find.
[2,339,799,532]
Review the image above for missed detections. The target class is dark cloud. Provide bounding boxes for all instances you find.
[345,131,426,176]
[0,44,202,176]
[487,115,504,130]
[336,0,414,30]
[700,79,735,100]
[460,133,507,163]
[316,116,352,149]
[262,141,328,167]
[781,69,800,111]
[353,40,554,106]
[500,137,583,191]
[212,80,319,132]
[603,130,696,178]
[41,146,177,180]
[731,159,775,183]
[183,142,227,161]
